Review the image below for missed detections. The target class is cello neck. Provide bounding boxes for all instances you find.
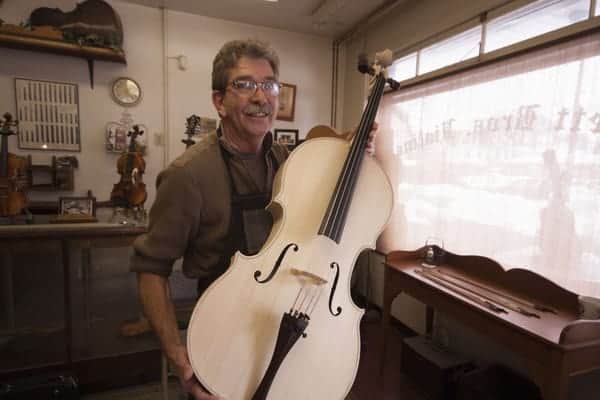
[318,72,388,243]
[128,131,138,153]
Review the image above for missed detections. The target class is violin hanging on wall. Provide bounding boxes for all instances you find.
[0,112,29,218]
[182,114,201,149]
[110,125,147,208]
[187,50,399,399]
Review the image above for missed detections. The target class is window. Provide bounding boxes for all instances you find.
[485,0,590,52]
[390,0,597,82]
[388,53,417,82]
[377,32,600,298]
[419,26,481,74]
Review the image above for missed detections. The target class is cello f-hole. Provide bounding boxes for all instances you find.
[328,262,342,317]
[254,242,298,284]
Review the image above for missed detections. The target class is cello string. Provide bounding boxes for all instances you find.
[291,286,304,313]
[321,74,384,239]
[301,287,313,315]
[326,74,386,241]
[307,287,324,317]
[303,285,320,315]
[296,287,309,316]
[336,79,385,234]
[331,74,385,233]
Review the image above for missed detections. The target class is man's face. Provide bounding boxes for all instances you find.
[213,56,279,142]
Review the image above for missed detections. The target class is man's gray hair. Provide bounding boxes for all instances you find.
[212,39,280,92]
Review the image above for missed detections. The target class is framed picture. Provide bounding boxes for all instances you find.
[15,78,81,151]
[274,129,299,149]
[105,122,129,152]
[276,83,296,121]
[59,196,96,217]
[105,122,147,154]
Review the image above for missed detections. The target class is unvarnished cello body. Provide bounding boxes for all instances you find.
[187,51,396,400]
[188,135,392,399]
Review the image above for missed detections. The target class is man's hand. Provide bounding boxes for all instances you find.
[305,122,379,155]
[173,345,222,400]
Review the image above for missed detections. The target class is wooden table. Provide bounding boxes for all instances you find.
[381,246,600,400]
[0,222,146,374]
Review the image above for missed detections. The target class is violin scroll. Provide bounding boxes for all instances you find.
[182,114,202,149]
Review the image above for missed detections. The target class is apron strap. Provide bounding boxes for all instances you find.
[198,141,277,296]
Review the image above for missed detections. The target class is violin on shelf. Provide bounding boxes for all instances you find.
[0,112,29,218]
[182,114,201,149]
[110,125,147,208]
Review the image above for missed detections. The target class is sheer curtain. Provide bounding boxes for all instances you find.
[377,32,600,298]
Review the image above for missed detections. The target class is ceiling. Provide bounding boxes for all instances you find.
[118,0,405,39]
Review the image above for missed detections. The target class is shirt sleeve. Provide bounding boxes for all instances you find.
[130,165,203,276]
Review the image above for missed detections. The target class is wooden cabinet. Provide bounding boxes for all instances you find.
[0,223,162,390]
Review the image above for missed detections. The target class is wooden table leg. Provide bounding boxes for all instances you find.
[544,351,569,400]
[82,246,92,330]
[381,266,400,376]
[1,248,14,329]
[62,240,73,366]
[426,305,434,335]
[531,350,568,400]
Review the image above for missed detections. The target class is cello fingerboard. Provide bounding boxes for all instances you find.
[15,78,80,152]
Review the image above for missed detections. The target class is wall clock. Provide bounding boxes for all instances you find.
[111,77,142,107]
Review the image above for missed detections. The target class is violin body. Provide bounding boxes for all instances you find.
[110,180,147,207]
[187,134,393,399]
[110,127,147,207]
[0,113,28,217]
[0,153,28,217]
[29,0,123,47]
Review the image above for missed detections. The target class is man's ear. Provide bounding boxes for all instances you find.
[212,91,226,118]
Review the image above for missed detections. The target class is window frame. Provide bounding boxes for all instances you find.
[388,0,600,92]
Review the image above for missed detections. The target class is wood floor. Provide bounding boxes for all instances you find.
[83,311,427,400]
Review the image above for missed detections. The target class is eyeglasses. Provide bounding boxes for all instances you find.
[228,79,281,97]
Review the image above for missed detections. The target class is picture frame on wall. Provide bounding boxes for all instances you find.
[274,128,299,149]
[15,78,81,151]
[105,121,148,154]
[276,83,296,121]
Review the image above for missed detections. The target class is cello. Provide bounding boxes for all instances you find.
[110,125,147,207]
[0,112,28,217]
[187,50,398,399]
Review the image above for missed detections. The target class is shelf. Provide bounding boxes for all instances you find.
[0,28,127,88]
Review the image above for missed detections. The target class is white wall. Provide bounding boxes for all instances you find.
[0,0,332,208]
[0,0,163,205]
[163,10,332,163]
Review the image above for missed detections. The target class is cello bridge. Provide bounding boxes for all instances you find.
[289,267,328,285]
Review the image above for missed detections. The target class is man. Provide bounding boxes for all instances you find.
[131,39,375,400]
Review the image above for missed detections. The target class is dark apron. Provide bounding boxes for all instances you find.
[196,143,276,297]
